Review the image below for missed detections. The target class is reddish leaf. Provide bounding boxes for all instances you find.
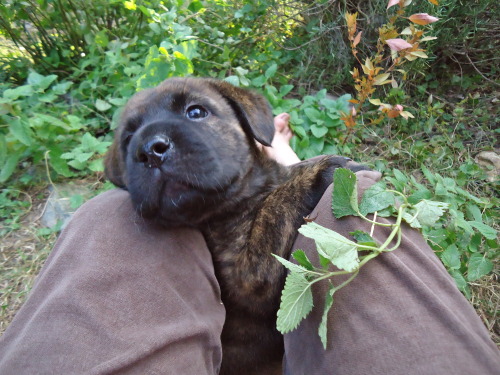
[387,0,400,9]
[386,38,412,51]
[427,0,439,5]
[353,31,362,47]
[387,104,404,118]
[409,13,439,25]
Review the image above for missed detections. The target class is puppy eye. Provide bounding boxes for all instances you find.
[186,105,209,120]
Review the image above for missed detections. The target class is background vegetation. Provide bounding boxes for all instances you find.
[0,0,498,341]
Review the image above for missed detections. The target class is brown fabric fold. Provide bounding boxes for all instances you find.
[0,189,225,375]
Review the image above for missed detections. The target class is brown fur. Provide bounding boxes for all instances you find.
[105,77,368,375]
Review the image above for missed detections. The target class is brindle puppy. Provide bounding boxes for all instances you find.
[105,77,368,375]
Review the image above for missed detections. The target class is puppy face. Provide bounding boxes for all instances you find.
[105,77,275,226]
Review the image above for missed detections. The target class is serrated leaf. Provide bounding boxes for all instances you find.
[440,244,461,270]
[276,272,313,333]
[359,181,395,216]
[272,254,312,274]
[449,270,471,299]
[469,221,497,240]
[402,209,421,228]
[412,200,449,226]
[408,187,432,205]
[299,222,359,272]
[319,282,335,349]
[350,230,377,247]
[467,253,493,281]
[332,168,359,218]
[292,250,315,271]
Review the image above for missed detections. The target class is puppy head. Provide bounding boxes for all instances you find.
[104,77,275,225]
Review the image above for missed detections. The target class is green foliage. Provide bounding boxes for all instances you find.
[0,0,497,300]
[0,189,30,236]
[275,168,452,348]
[0,71,90,183]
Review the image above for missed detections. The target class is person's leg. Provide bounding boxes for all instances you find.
[283,172,500,375]
[0,189,225,375]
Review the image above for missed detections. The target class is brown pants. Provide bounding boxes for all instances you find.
[0,172,498,374]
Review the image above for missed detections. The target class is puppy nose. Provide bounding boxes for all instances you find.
[136,135,171,168]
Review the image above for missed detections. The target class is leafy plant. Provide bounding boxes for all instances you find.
[274,168,458,348]
[383,165,498,297]
[342,0,440,132]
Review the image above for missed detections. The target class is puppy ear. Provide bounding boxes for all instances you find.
[104,133,127,189]
[207,79,274,147]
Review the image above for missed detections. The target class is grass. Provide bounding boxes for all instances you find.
[0,187,54,333]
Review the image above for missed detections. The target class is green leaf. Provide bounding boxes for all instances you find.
[468,221,497,240]
[224,75,240,86]
[449,270,471,299]
[276,272,313,334]
[421,164,436,185]
[408,188,432,204]
[299,222,359,272]
[440,244,461,270]
[9,118,33,146]
[48,147,74,178]
[310,125,328,138]
[272,254,312,275]
[94,30,109,47]
[279,85,294,97]
[88,158,105,172]
[265,63,278,79]
[27,71,57,92]
[3,85,33,100]
[0,153,22,183]
[359,181,395,216]
[332,168,359,218]
[319,282,335,349]
[292,250,315,271]
[392,169,408,183]
[407,200,449,228]
[95,99,112,111]
[350,230,377,247]
[467,253,493,281]
[251,75,267,87]
[304,107,322,122]
[51,81,73,95]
